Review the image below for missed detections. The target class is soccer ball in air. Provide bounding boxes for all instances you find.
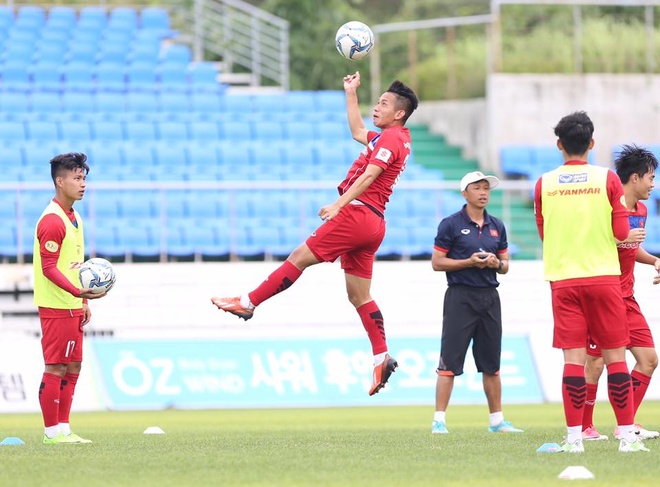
[335,21,374,61]
[79,258,116,294]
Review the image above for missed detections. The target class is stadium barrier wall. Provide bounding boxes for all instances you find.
[2,260,659,412]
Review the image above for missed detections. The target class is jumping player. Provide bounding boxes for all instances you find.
[212,72,418,396]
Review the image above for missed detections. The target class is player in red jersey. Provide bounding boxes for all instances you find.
[581,145,660,442]
[212,72,418,396]
[33,153,107,444]
[534,112,643,453]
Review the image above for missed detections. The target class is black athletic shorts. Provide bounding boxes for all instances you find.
[436,285,502,376]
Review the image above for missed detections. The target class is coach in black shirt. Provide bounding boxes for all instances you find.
[429,171,523,435]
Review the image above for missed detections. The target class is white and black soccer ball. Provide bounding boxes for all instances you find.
[335,21,374,61]
[79,258,116,294]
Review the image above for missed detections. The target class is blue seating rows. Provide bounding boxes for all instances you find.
[0,91,347,122]
[500,145,597,181]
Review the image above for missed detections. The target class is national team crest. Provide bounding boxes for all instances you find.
[490,229,499,237]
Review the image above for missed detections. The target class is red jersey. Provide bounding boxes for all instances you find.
[618,201,647,298]
[337,126,411,214]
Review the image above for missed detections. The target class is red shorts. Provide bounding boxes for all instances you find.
[306,203,385,279]
[552,284,628,350]
[587,295,655,356]
[39,308,84,364]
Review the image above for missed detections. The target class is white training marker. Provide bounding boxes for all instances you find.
[558,466,594,480]
[143,426,165,435]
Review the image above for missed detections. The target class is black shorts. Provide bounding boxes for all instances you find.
[437,285,502,376]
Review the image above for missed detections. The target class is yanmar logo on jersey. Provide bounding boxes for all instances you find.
[546,188,601,197]
[558,173,588,184]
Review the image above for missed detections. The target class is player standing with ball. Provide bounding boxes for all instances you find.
[33,152,106,444]
[212,72,418,396]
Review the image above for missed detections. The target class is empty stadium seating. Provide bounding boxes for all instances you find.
[0,5,452,261]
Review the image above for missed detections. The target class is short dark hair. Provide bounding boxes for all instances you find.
[614,144,658,184]
[553,111,594,157]
[50,152,89,183]
[387,80,419,124]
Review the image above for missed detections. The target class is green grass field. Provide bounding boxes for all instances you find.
[1,403,659,487]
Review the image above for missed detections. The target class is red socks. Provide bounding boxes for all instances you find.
[582,382,598,429]
[58,373,79,425]
[248,260,302,306]
[562,363,586,427]
[357,301,387,355]
[39,372,62,428]
[607,361,634,426]
[631,369,651,416]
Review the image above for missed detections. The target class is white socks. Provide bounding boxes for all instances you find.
[489,412,504,427]
[433,411,446,423]
[59,423,71,436]
[44,425,60,438]
[566,425,582,443]
[239,295,255,309]
[373,352,388,366]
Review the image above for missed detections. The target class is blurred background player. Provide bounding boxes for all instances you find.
[581,144,660,442]
[34,153,107,444]
[534,111,646,453]
[430,171,522,435]
[212,72,419,396]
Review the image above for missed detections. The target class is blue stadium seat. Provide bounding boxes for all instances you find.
[218,141,251,167]
[318,120,350,141]
[223,94,253,115]
[63,62,96,92]
[0,223,17,257]
[161,44,191,64]
[48,6,77,28]
[118,225,160,258]
[98,43,131,65]
[121,142,156,166]
[130,40,162,64]
[180,221,230,257]
[188,62,221,93]
[126,91,159,116]
[158,92,190,116]
[252,120,284,141]
[189,92,222,118]
[0,121,26,142]
[87,141,123,167]
[67,42,99,65]
[119,193,157,219]
[185,193,221,219]
[140,7,175,37]
[0,92,29,119]
[315,141,347,166]
[159,64,189,93]
[377,226,410,257]
[78,7,107,30]
[94,92,127,115]
[90,120,124,141]
[218,120,252,141]
[95,62,127,92]
[316,91,345,113]
[187,143,221,165]
[157,121,188,141]
[30,62,63,92]
[29,92,62,118]
[26,120,59,141]
[286,91,316,113]
[126,62,159,92]
[34,43,68,65]
[124,120,157,140]
[153,141,187,165]
[59,121,92,141]
[188,121,220,141]
[283,120,315,141]
[252,144,285,166]
[108,7,139,32]
[17,6,46,27]
[500,146,533,178]
[0,62,31,92]
[62,91,95,117]
[91,225,123,258]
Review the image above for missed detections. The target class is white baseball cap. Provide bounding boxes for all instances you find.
[460,171,500,192]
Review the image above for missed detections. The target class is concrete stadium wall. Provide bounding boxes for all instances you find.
[411,74,660,174]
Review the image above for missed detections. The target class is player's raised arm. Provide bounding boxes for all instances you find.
[344,71,368,146]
